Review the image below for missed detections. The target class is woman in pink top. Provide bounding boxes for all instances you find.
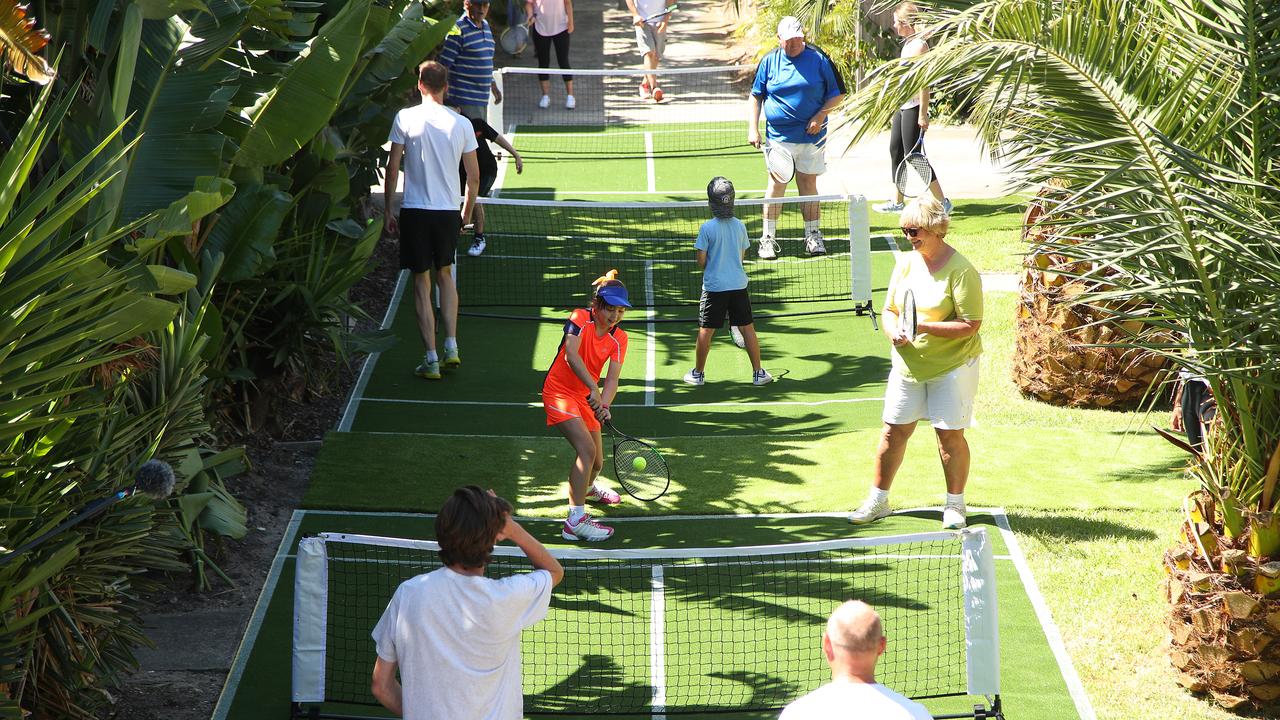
[525,0,575,109]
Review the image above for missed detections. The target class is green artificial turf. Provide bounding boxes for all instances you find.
[219,512,1077,720]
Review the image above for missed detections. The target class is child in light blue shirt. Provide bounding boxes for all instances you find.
[683,177,774,386]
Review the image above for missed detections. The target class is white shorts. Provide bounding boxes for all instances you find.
[776,139,826,175]
[882,357,980,430]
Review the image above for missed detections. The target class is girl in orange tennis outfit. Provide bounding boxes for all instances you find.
[543,271,631,542]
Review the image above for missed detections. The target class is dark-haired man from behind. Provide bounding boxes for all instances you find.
[779,600,931,720]
[370,486,563,719]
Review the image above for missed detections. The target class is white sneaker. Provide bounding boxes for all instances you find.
[757,236,779,260]
[848,495,891,525]
[804,230,826,256]
[565,94,576,109]
[466,235,486,257]
[538,94,550,109]
[752,368,774,385]
[874,200,905,213]
[942,503,967,529]
[683,368,705,386]
[730,326,746,349]
[562,514,614,541]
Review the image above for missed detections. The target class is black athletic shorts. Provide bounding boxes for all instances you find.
[459,171,498,198]
[399,208,460,272]
[698,288,753,329]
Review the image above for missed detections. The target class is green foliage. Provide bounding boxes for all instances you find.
[839,0,1280,549]
[1,0,458,715]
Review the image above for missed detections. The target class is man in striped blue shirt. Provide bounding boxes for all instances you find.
[437,0,502,120]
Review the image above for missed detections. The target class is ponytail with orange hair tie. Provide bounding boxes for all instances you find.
[592,269,620,288]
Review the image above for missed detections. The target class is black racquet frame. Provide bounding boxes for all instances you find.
[604,419,670,501]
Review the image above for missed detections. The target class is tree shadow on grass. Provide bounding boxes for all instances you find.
[1005,511,1159,543]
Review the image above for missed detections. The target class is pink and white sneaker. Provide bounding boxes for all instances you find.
[562,514,615,542]
[586,483,622,505]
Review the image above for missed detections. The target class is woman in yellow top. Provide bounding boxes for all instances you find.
[849,197,982,529]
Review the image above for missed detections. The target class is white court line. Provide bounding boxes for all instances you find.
[210,511,306,720]
[337,269,408,432]
[359,396,882,409]
[994,512,1097,720]
[645,131,656,193]
[491,125,517,199]
[644,260,657,407]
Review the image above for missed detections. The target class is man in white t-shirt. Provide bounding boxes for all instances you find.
[384,61,480,380]
[370,485,564,720]
[779,600,932,720]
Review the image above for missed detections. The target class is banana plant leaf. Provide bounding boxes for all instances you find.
[199,183,292,282]
[233,0,371,167]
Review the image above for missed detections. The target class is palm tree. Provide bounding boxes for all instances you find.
[833,0,1280,709]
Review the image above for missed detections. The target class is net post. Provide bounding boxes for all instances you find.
[489,71,505,133]
[961,528,1001,698]
[649,564,667,716]
[847,194,872,309]
[292,536,330,705]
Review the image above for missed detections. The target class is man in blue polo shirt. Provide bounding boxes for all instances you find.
[438,0,502,120]
[748,16,845,260]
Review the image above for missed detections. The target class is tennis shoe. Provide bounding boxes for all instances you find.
[757,236,780,260]
[874,200,905,213]
[443,348,461,368]
[562,514,615,542]
[848,495,890,525]
[683,368,705,386]
[566,94,576,110]
[586,483,622,505]
[414,358,441,380]
[467,234,487,256]
[942,502,967,529]
[730,325,746,349]
[639,81,652,99]
[652,87,664,103]
[804,230,826,256]
[752,369,775,385]
[538,94,551,109]
[942,197,954,215]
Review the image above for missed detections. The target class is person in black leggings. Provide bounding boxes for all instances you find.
[876,2,951,214]
[527,0,575,108]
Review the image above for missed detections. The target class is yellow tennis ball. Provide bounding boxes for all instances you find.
[632,456,647,471]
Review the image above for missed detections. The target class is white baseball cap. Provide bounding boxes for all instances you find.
[777,16,804,41]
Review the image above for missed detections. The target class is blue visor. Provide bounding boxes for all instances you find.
[596,284,632,308]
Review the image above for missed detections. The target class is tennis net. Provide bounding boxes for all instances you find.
[292,529,1001,717]
[457,195,874,321]
[491,65,757,159]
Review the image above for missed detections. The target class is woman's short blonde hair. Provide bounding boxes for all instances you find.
[899,196,950,238]
[894,1,920,23]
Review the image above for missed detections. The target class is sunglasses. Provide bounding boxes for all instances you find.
[902,227,921,238]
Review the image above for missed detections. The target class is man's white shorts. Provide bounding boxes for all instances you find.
[775,139,826,175]
[882,356,980,430]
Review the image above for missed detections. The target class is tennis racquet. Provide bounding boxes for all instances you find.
[899,289,918,342]
[894,134,934,198]
[763,141,795,184]
[500,24,528,55]
[605,419,670,501]
[641,3,677,22]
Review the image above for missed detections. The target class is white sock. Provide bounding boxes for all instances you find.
[425,349,439,363]
[568,505,586,524]
[804,219,820,234]
[763,219,777,238]
[871,487,889,503]
[444,337,457,352]
[946,492,965,507]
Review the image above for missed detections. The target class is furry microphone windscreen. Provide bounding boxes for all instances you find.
[135,459,176,499]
